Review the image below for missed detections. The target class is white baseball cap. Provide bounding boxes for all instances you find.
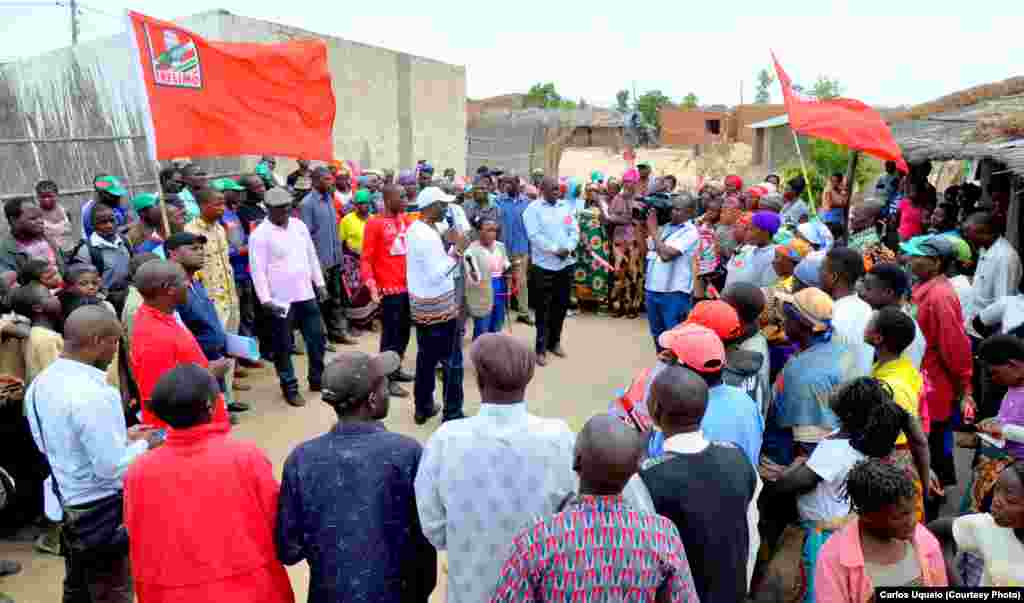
[412,186,455,210]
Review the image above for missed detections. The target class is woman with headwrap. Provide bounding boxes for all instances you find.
[573,183,613,310]
[606,169,648,318]
[339,190,381,331]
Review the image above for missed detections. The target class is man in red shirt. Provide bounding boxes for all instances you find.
[125,364,293,603]
[905,235,973,516]
[128,259,230,428]
[360,184,415,397]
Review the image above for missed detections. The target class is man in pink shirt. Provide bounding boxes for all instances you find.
[248,188,328,407]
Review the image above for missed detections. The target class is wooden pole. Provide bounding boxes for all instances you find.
[791,129,816,216]
[151,162,171,236]
[843,150,860,237]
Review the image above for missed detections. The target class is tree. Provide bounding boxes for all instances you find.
[615,89,631,113]
[809,76,844,100]
[755,68,775,104]
[635,89,673,129]
[681,92,699,109]
[523,82,577,110]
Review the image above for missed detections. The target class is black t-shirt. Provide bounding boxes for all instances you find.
[640,442,756,603]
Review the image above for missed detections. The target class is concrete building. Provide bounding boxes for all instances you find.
[0,9,466,226]
[748,114,810,173]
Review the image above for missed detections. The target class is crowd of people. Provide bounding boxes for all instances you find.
[0,155,1022,603]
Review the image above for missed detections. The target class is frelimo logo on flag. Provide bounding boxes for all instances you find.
[145,24,202,89]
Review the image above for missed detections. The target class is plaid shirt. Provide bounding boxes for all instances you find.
[490,494,699,603]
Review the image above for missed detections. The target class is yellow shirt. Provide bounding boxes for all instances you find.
[872,356,923,445]
[185,218,237,324]
[339,211,369,254]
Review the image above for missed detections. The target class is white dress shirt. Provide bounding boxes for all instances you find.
[414,403,577,603]
[967,237,1022,337]
[406,220,456,299]
[248,217,325,312]
[522,198,580,271]
[26,358,148,520]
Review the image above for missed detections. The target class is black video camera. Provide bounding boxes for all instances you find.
[632,192,677,226]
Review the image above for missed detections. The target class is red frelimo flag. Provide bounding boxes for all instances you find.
[127,11,336,161]
[772,52,908,172]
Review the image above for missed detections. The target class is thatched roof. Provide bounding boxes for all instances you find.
[888,76,1024,123]
[890,92,1024,175]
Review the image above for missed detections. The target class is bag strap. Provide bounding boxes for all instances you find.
[28,387,67,510]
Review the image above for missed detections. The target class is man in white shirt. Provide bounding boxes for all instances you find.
[248,187,328,407]
[644,193,699,350]
[406,187,467,424]
[964,211,1023,420]
[27,305,163,602]
[415,334,577,603]
[522,177,580,366]
[861,263,927,370]
[964,212,1023,337]
[821,246,875,378]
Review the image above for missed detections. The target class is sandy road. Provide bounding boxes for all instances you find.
[1,313,657,602]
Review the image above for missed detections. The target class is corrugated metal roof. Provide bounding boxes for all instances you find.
[890,94,1024,175]
[747,114,790,129]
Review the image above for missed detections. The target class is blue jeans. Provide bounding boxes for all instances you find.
[472,277,507,340]
[415,318,464,420]
[270,299,325,396]
[645,290,692,350]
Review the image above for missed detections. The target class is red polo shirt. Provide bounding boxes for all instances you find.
[360,213,414,296]
[129,303,230,428]
[912,275,973,424]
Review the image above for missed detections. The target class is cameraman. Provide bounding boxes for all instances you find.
[644,194,699,350]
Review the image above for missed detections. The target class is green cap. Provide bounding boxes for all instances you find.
[132,193,159,212]
[94,175,127,197]
[354,189,372,205]
[211,178,244,192]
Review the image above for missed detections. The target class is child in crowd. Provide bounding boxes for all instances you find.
[463,219,510,339]
[816,459,948,601]
[928,464,1024,587]
[8,281,63,385]
[16,258,62,292]
[58,263,106,324]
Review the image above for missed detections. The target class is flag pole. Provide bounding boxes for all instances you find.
[152,161,171,236]
[791,129,816,216]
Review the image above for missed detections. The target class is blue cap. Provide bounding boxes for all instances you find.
[794,251,827,288]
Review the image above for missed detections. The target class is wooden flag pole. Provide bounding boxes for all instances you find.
[843,151,861,237]
[151,162,171,236]
[791,129,816,216]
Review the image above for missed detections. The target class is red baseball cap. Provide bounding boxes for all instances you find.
[684,300,744,343]
[658,324,726,374]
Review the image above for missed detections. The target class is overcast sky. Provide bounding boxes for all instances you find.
[2,0,1023,108]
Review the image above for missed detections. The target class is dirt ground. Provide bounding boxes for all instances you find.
[0,313,658,602]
